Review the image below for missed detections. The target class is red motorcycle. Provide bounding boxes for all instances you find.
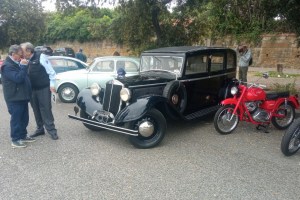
[214,73,299,134]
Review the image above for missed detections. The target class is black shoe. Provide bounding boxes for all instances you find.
[50,133,58,140]
[11,140,27,148]
[30,131,45,138]
[21,136,36,143]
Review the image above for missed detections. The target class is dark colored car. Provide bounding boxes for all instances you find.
[68,46,237,148]
[48,56,88,74]
[53,47,75,57]
[34,46,53,56]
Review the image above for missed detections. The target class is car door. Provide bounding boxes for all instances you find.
[87,59,116,87]
[183,51,211,113]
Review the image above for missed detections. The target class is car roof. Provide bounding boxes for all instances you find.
[48,56,88,66]
[93,56,140,62]
[142,46,234,54]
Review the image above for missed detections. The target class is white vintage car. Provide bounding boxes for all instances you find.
[55,56,140,103]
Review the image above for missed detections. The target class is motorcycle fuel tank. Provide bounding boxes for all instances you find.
[245,87,266,101]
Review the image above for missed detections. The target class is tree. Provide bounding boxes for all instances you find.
[0,0,46,49]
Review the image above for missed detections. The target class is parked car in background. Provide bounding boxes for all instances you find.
[53,47,75,57]
[68,46,237,148]
[48,56,88,74]
[34,46,53,56]
[55,56,140,103]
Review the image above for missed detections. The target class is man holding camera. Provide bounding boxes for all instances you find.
[237,45,252,83]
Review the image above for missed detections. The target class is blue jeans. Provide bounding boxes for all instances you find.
[7,102,29,142]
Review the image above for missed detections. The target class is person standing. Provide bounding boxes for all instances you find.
[75,48,87,62]
[1,44,35,148]
[237,45,252,83]
[21,42,59,140]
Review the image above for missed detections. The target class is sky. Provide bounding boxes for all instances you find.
[42,0,56,12]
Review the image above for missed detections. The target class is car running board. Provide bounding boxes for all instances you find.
[183,105,221,120]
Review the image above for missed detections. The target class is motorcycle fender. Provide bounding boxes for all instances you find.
[76,88,103,116]
[220,98,238,106]
[288,96,300,109]
[115,96,166,123]
[269,96,300,110]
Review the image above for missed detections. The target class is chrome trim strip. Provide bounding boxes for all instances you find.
[129,82,166,89]
[181,72,236,82]
[68,114,139,136]
[129,71,236,88]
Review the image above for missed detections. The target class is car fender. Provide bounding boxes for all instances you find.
[76,88,103,116]
[115,95,167,123]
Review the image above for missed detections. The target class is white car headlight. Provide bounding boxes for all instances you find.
[120,88,131,102]
[230,86,238,95]
[90,83,101,96]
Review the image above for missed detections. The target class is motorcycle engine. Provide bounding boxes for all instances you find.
[245,101,270,122]
[252,108,270,122]
[245,102,257,113]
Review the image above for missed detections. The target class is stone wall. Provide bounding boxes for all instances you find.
[256,33,300,69]
[211,33,300,69]
[1,34,300,69]
[50,40,133,61]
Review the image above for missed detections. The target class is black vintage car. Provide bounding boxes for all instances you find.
[69,46,237,148]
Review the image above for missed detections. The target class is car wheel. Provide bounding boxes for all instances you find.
[58,83,79,103]
[127,108,167,149]
[80,110,103,131]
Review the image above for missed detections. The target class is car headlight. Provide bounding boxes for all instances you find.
[230,86,238,95]
[120,88,131,102]
[90,83,101,96]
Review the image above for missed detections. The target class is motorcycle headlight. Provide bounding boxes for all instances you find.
[120,88,131,102]
[230,86,238,95]
[90,83,101,96]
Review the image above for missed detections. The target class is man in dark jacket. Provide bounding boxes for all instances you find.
[75,48,87,62]
[1,45,35,148]
[21,42,59,140]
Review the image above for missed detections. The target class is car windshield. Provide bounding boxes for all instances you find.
[140,56,183,75]
[87,59,97,70]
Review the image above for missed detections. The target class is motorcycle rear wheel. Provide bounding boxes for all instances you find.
[271,102,295,130]
[214,105,239,135]
[281,118,300,156]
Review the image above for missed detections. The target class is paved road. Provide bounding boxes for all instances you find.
[0,84,300,200]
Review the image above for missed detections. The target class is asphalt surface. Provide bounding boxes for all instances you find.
[0,83,300,200]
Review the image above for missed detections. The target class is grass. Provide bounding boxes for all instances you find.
[254,71,300,78]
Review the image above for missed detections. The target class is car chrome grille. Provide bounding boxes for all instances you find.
[103,80,123,116]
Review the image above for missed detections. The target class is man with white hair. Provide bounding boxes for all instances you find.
[1,44,35,148]
[21,42,59,140]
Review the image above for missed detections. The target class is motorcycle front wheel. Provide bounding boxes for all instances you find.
[281,118,300,156]
[214,105,239,135]
[271,102,295,130]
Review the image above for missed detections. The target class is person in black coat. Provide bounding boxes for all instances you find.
[1,45,35,148]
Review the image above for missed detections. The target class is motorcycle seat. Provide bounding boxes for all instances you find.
[266,91,290,100]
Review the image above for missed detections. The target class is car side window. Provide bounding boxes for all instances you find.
[122,61,138,72]
[227,51,235,69]
[66,60,79,70]
[210,53,224,72]
[186,54,208,75]
[92,61,114,72]
[50,59,65,67]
